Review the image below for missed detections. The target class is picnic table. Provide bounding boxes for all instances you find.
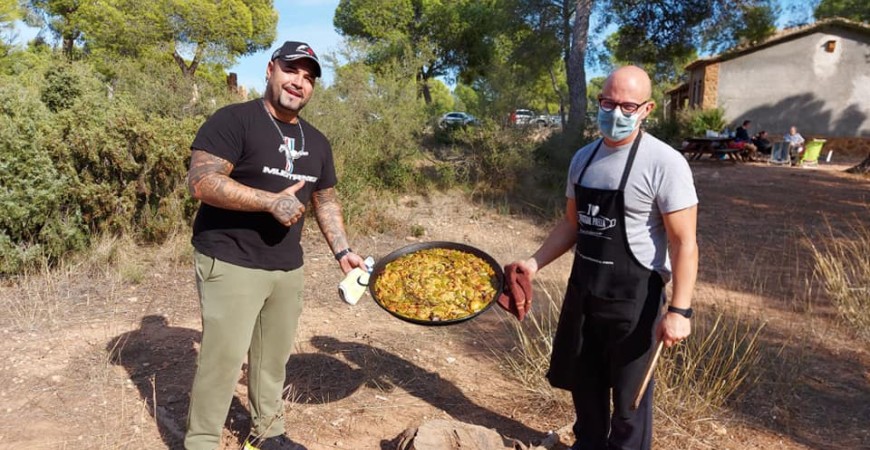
[680,137,745,162]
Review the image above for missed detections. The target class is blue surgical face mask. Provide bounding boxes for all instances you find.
[598,107,640,142]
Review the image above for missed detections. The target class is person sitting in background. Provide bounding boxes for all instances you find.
[735,120,752,142]
[783,126,806,164]
[752,130,773,155]
[732,120,759,161]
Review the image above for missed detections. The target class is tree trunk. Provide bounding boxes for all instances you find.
[63,35,75,59]
[566,0,593,133]
[418,68,433,104]
[548,67,566,128]
[846,152,870,174]
[420,79,432,105]
[172,45,203,78]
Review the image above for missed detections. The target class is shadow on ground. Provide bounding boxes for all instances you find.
[462,160,869,448]
[302,335,544,448]
[733,322,870,449]
[106,315,250,450]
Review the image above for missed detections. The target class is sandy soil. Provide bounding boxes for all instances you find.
[0,157,867,450]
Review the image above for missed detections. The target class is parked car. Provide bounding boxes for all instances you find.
[537,114,563,128]
[439,111,477,129]
[509,109,534,126]
[509,109,562,128]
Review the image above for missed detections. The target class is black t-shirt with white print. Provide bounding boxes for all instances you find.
[191,98,337,271]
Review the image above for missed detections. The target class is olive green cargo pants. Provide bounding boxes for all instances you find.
[184,251,304,450]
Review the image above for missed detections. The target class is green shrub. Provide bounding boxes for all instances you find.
[305,55,427,199]
[0,54,204,273]
[41,66,83,112]
[644,117,682,147]
[0,80,87,272]
[449,121,531,192]
[105,55,234,120]
[677,107,727,138]
[50,97,199,238]
[530,126,594,210]
[375,154,418,190]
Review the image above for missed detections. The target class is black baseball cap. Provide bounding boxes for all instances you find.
[270,41,322,78]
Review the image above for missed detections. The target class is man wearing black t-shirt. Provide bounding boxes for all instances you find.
[734,119,759,161]
[184,41,366,450]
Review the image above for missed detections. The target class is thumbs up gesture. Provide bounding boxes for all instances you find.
[270,181,306,226]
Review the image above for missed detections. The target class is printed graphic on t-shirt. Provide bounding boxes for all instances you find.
[278,136,309,171]
[262,136,319,183]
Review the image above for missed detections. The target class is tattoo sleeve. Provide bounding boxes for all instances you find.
[187,150,281,212]
[312,187,349,253]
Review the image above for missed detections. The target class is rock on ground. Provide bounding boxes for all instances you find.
[395,419,562,450]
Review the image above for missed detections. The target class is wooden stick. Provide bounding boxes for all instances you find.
[632,340,664,410]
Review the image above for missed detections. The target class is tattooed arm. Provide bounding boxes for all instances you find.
[311,187,365,273]
[187,150,306,226]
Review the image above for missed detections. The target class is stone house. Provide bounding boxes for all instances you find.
[666,17,870,140]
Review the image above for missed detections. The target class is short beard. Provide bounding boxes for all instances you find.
[264,86,305,117]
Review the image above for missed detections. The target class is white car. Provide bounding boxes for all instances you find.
[439,112,477,129]
[510,109,561,128]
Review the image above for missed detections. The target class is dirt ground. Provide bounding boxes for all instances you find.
[0,156,868,450]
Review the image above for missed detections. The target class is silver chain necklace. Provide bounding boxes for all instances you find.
[261,99,305,168]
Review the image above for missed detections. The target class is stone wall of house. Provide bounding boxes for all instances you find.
[716,27,870,137]
[702,63,719,109]
[811,136,870,158]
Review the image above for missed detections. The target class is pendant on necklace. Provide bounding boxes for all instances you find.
[263,99,306,174]
[279,137,296,171]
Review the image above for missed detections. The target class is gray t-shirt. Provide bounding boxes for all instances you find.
[566,133,698,281]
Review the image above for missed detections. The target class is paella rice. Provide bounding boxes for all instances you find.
[374,248,498,322]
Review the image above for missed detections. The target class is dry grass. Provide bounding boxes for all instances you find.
[808,217,870,342]
[497,272,779,448]
[1,232,192,333]
[497,280,568,410]
[498,285,766,418]
[654,307,766,424]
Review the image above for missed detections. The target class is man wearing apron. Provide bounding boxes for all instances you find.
[503,66,698,449]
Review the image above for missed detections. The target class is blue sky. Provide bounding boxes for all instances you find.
[231,0,343,92]
[217,0,815,93]
[12,0,813,92]
[10,0,344,92]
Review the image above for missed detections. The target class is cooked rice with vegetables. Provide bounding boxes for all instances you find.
[374,248,498,322]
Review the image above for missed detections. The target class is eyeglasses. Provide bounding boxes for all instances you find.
[598,97,650,116]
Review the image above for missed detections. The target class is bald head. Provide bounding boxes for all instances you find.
[597,65,655,145]
[602,65,652,101]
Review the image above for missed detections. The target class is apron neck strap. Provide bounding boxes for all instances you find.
[577,132,644,190]
[577,138,604,183]
[618,132,644,191]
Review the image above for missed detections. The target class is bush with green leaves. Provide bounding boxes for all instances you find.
[532,127,593,197]
[644,117,682,147]
[305,55,427,198]
[0,79,87,272]
[46,71,201,240]
[677,106,727,138]
[41,66,83,112]
[0,53,215,273]
[444,121,533,192]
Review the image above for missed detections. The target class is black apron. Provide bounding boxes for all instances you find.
[546,133,664,419]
